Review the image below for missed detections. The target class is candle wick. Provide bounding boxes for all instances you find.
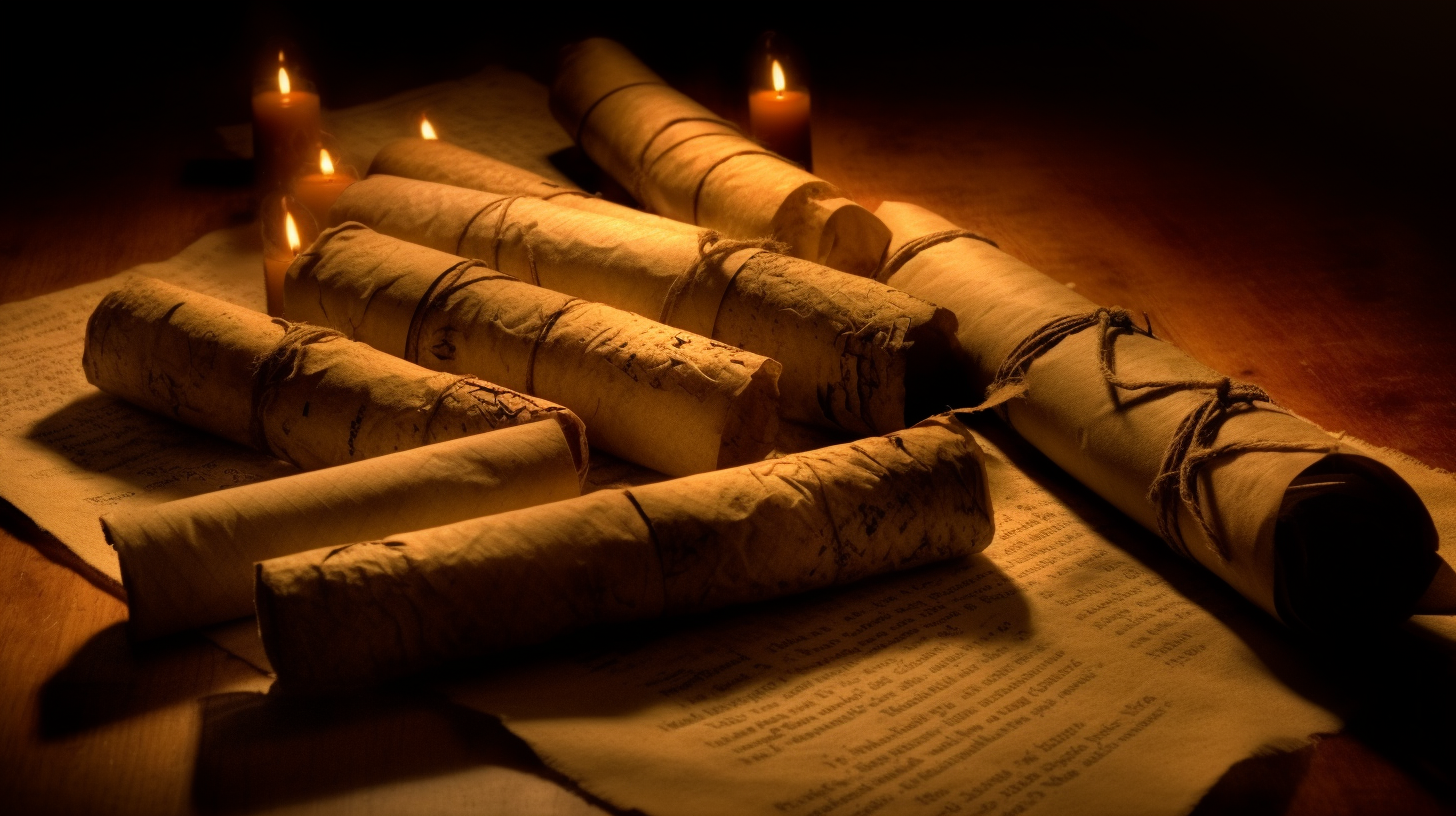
[776,90,784,100]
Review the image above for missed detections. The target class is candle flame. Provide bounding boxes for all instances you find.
[277,50,285,62]
[319,148,334,176]
[420,117,438,140]
[772,60,786,95]
[278,66,292,95]
[284,210,301,254]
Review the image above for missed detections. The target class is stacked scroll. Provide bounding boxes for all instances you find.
[91,37,1445,693]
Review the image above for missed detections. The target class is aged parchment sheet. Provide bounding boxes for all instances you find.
[452,420,1348,816]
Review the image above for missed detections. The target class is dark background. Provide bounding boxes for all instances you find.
[4,1,1452,211]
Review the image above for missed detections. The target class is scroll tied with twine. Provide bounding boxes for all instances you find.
[334,175,961,435]
[550,38,891,277]
[285,223,782,477]
[255,411,995,690]
[83,276,584,472]
[874,201,1439,633]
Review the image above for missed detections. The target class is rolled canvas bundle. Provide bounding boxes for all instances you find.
[333,175,960,434]
[550,38,890,278]
[106,420,585,641]
[874,201,1439,632]
[285,224,782,476]
[83,277,584,471]
[369,137,699,235]
[255,412,995,689]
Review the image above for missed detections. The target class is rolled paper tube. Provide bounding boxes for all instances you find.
[285,224,782,477]
[874,201,1439,633]
[367,138,699,236]
[255,411,994,689]
[105,420,584,641]
[334,175,961,434]
[550,38,891,277]
[83,277,585,471]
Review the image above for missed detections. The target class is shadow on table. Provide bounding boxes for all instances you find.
[978,417,1456,813]
[38,621,265,739]
[192,689,625,815]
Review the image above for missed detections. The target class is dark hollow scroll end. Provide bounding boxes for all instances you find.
[902,309,976,429]
[1273,454,1440,636]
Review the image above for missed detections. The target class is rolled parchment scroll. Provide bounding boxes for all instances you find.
[256,411,994,689]
[83,277,584,471]
[334,175,959,434]
[875,201,1439,632]
[369,137,698,236]
[105,420,584,641]
[285,224,782,477]
[550,38,891,277]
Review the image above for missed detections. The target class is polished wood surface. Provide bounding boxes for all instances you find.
[3,8,1453,813]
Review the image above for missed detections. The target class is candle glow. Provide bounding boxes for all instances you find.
[284,210,301,254]
[278,66,292,96]
[772,60,786,98]
[319,148,335,176]
[420,118,438,140]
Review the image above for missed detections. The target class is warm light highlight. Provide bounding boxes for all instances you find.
[420,117,438,140]
[319,148,334,176]
[278,66,292,95]
[772,60,786,95]
[277,50,285,62]
[284,210,301,254]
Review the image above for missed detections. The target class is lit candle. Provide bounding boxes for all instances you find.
[263,206,303,317]
[749,60,812,168]
[252,62,322,193]
[420,116,439,140]
[291,148,358,224]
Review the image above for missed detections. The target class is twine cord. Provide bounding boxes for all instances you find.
[984,306,1335,561]
[659,231,788,327]
[248,322,346,459]
[877,229,999,283]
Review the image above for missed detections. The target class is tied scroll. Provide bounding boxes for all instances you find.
[255,412,994,690]
[83,277,584,471]
[550,38,891,277]
[334,175,960,435]
[369,137,699,236]
[285,224,782,477]
[106,420,584,641]
[875,201,1439,632]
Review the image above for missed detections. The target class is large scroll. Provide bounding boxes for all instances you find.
[106,420,584,641]
[369,137,699,235]
[255,412,993,689]
[83,276,583,471]
[285,224,782,476]
[874,201,1439,631]
[550,38,890,277]
[333,175,959,435]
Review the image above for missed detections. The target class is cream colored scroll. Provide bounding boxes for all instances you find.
[368,137,699,236]
[255,411,994,689]
[550,38,891,278]
[84,277,584,472]
[285,224,781,477]
[334,175,960,435]
[105,420,584,641]
[875,201,1439,632]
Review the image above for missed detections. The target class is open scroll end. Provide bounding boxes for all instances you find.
[816,198,892,278]
[1273,453,1439,635]
[903,304,974,428]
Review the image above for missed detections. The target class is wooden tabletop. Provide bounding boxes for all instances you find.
[3,7,1453,814]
